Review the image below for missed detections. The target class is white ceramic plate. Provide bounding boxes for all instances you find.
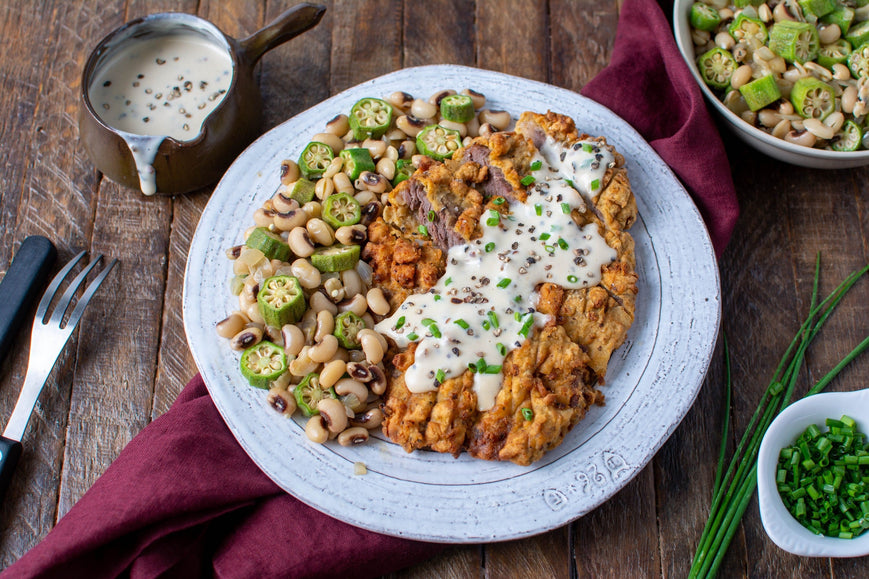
[183,65,721,543]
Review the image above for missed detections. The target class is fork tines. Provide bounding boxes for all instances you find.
[36,251,119,332]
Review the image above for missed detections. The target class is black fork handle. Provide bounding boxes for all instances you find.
[0,436,22,501]
[0,236,57,366]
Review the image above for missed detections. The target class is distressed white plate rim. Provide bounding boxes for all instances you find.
[183,65,721,543]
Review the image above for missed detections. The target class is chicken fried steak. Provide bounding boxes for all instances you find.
[364,111,638,466]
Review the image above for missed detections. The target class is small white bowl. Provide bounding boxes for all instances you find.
[757,389,869,557]
[672,0,869,169]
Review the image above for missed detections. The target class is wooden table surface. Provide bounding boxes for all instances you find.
[1,0,868,576]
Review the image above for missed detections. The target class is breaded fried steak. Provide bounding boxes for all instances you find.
[365,111,638,466]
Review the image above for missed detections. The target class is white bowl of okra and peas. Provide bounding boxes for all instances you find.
[673,0,869,168]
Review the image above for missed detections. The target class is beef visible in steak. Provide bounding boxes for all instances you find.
[460,144,521,203]
[398,179,465,250]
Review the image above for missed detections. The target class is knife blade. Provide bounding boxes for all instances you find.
[0,236,57,366]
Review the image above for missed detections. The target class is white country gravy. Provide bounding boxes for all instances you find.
[376,136,617,411]
[88,32,233,194]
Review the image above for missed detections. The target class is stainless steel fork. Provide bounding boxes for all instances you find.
[0,251,118,499]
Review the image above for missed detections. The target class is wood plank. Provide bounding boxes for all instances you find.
[403,0,475,68]
[392,546,482,579]
[329,0,402,93]
[475,0,549,82]
[549,0,619,92]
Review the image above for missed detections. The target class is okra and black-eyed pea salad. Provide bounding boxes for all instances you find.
[690,0,869,150]
[215,88,513,447]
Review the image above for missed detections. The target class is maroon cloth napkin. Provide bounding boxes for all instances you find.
[5,1,737,577]
[582,0,739,256]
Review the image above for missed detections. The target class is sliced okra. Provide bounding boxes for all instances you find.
[797,0,836,18]
[283,178,316,205]
[392,158,414,186]
[416,125,462,161]
[293,372,337,416]
[769,21,819,64]
[739,74,781,112]
[728,14,768,46]
[697,47,738,89]
[257,275,306,326]
[339,148,376,181]
[821,5,855,34]
[298,142,334,180]
[240,341,287,389]
[817,39,852,70]
[831,120,863,151]
[439,94,476,122]
[845,21,869,51]
[790,77,836,119]
[310,243,361,272]
[245,227,292,262]
[349,97,394,141]
[333,311,367,349]
[322,192,362,229]
[689,2,720,32]
[847,42,869,79]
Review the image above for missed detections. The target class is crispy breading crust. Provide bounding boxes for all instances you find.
[371,111,638,465]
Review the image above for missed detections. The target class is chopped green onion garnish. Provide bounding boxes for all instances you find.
[530,160,542,171]
[482,320,490,331]
[557,238,569,250]
[418,224,429,236]
[421,318,441,338]
[518,314,534,337]
[394,316,406,329]
[521,407,534,420]
[497,343,507,356]
[485,242,495,252]
[434,294,441,301]
[591,178,600,190]
[497,278,511,288]
[427,210,435,222]
[561,202,570,214]
[520,175,535,186]
[454,319,469,329]
[565,178,574,188]
[535,204,542,216]
[582,143,593,153]
[435,369,446,383]
[445,277,452,286]
[567,275,578,283]
[481,364,501,374]
[486,210,500,227]
[492,196,505,205]
[487,311,499,329]
[539,232,551,241]
[407,332,418,341]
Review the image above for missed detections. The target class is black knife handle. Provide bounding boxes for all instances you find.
[0,236,57,366]
[0,436,22,501]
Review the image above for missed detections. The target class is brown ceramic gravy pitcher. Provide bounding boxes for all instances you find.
[79,4,325,195]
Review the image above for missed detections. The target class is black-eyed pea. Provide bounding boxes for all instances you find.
[319,359,347,389]
[397,139,416,158]
[479,109,511,130]
[324,277,346,302]
[384,145,399,162]
[771,119,791,139]
[281,324,305,357]
[410,98,437,119]
[306,218,335,246]
[253,207,276,228]
[291,258,321,289]
[339,294,368,317]
[289,346,319,376]
[302,201,322,219]
[335,378,369,412]
[368,364,387,395]
[355,171,389,193]
[361,312,375,329]
[461,88,486,109]
[267,387,297,416]
[376,157,396,181]
[325,114,350,136]
[246,302,265,325]
[264,324,282,344]
[323,157,344,179]
[832,63,851,82]
[842,86,858,115]
[305,415,329,444]
[803,118,835,140]
[333,171,354,195]
[348,349,367,363]
[314,309,335,342]
[715,31,735,50]
[758,2,772,22]
[366,287,390,316]
[317,398,348,433]
[341,268,364,298]
[358,329,384,364]
[272,191,300,214]
[288,227,316,257]
[333,347,350,362]
[784,129,817,148]
[280,159,300,186]
[428,89,456,106]
[334,224,367,245]
[730,65,753,90]
[439,119,467,137]
[346,361,373,382]
[362,138,387,160]
[350,407,384,429]
[386,91,414,112]
[217,312,247,338]
[466,115,480,138]
[823,112,845,134]
[773,3,793,21]
[274,208,308,232]
[309,334,339,363]
[354,190,378,206]
[298,308,318,343]
[310,290,339,315]
[315,176,335,201]
[230,326,263,351]
[396,115,426,138]
[818,23,841,45]
[337,427,370,446]
[361,201,381,226]
[478,123,496,137]
[462,136,472,147]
